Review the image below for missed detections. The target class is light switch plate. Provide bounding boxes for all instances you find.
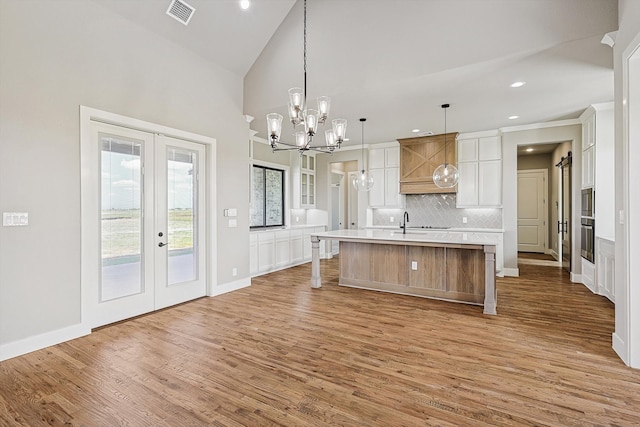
[3,212,28,226]
[411,261,418,270]
[228,208,237,217]
[228,219,237,228]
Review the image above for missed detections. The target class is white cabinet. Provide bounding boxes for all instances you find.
[478,160,502,206]
[301,153,316,207]
[290,229,303,264]
[456,162,478,206]
[368,169,386,206]
[456,134,502,207]
[582,113,595,150]
[582,145,595,188]
[249,233,258,275]
[368,146,403,208]
[257,232,275,273]
[250,226,326,277]
[274,230,290,268]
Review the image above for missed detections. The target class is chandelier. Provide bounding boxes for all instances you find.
[266,0,347,154]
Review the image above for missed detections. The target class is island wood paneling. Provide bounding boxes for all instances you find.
[339,240,486,305]
[1,259,639,426]
[407,245,445,289]
[446,247,485,301]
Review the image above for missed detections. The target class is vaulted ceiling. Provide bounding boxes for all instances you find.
[94,0,618,146]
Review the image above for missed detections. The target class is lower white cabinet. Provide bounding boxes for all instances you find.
[274,230,290,268]
[596,237,615,303]
[257,232,275,273]
[250,226,326,276]
[290,230,304,263]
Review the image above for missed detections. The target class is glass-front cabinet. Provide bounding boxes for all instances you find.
[301,152,315,207]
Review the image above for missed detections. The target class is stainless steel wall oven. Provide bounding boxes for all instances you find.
[581,217,595,263]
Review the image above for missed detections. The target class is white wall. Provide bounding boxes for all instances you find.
[502,123,582,277]
[0,1,249,353]
[613,0,640,368]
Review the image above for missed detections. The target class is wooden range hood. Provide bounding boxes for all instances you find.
[397,132,458,194]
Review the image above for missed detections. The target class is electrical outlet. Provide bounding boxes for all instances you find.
[232,267,238,277]
[411,261,418,270]
[390,216,394,223]
[462,217,468,224]
[228,219,237,228]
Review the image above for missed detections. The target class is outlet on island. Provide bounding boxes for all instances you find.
[411,261,418,270]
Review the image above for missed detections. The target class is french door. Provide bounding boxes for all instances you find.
[88,121,206,328]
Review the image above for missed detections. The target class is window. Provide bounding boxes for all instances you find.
[251,165,285,228]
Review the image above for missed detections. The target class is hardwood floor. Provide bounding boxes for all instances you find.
[1,258,639,426]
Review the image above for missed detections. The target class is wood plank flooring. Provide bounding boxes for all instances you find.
[2,258,639,426]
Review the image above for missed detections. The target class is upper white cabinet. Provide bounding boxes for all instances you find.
[300,152,316,208]
[368,146,403,208]
[580,102,614,239]
[456,134,502,208]
[582,146,595,188]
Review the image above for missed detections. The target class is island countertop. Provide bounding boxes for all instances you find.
[311,228,500,247]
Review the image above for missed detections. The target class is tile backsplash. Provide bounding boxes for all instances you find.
[372,194,502,229]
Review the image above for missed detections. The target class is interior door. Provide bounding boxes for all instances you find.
[347,171,359,229]
[559,155,572,272]
[88,122,206,328]
[517,170,547,253]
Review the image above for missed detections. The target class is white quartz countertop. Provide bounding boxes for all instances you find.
[311,229,499,246]
[365,226,504,233]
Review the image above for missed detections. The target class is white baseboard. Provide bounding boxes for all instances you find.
[210,277,251,296]
[502,267,519,277]
[0,323,90,362]
[612,333,628,366]
[549,250,559,261]
[570,272,581,283]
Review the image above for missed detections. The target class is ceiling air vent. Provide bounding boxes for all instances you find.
[166,0,195,26]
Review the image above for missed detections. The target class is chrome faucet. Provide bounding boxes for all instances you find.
[401,211,409,234]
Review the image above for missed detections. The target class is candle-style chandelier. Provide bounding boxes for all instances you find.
[266,0,347,154]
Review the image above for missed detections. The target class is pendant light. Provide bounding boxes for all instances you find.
[352,118,374,191]
[432,103,459,188]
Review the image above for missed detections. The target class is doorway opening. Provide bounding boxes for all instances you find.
[516,142,568,270]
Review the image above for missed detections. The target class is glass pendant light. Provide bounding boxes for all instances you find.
[433,103,459,188]
[352,118,374,191]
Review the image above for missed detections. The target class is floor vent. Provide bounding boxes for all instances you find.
[166,0,195,26]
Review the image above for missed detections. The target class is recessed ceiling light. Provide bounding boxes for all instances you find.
[411,129,420,133]
[526,148,534,152]
[240,0,250,10]
[510,81,526,88]
[509,115,519,120]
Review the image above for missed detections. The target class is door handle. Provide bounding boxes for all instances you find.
[158,242,169,247]
[557,221,562,234]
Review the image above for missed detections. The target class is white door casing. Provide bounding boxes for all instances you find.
[81,107,215,330]
[517,169,548,253]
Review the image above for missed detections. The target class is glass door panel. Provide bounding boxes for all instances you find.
[155,136,206,310]
[167,147,197,285]
[101,136,143,301]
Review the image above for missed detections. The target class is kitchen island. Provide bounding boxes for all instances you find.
[310,229,497,315]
